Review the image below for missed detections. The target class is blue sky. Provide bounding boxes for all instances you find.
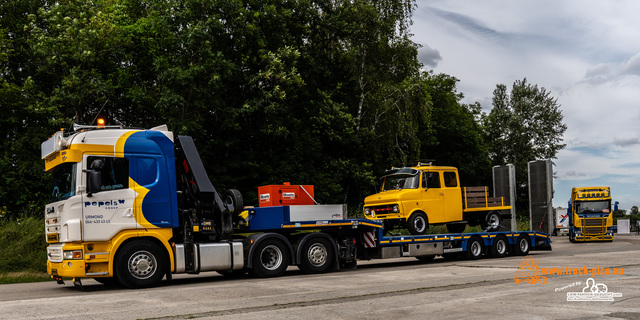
[410,1,640,211]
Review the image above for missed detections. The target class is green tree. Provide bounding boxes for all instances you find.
[418,72,490,185]
[483,78,567,217]
[10,0,430,216]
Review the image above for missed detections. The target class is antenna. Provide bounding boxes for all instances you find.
[90,99,109,125]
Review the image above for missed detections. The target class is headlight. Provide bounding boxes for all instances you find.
[364,208,370,215]
[392,205,399,213]
[63,250,83,260]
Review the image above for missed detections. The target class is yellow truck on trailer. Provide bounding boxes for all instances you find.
[363,163,512,235]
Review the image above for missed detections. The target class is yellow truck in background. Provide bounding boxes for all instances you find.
[363,163,512,235]
[568,186,615,242]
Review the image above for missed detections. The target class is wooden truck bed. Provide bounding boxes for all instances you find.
[462,186,512,212]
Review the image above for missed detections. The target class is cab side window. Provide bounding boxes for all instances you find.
[443,172,458,187]
[87,156,129,191]
[422,172,441,188]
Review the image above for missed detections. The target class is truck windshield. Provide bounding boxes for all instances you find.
[576,200,611,214]
[50,163,77,203]
[382,173,419,191]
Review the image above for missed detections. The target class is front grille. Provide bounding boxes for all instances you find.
[584,226,605,235]
[583,218,605,227]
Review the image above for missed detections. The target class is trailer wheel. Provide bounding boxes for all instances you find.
[407,212,428,235]
[514,234,531,256]
[251,239,290,278]
[115,240,165,288]
[466,237,484,260]
[299,237,334,274]
[489,235,508,258]
[481,211,501,232]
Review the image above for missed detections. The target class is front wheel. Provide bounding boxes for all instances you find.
[407,212,428,235]
[250,239,290,278]
[299,237,334,274]
[115,240,166,289]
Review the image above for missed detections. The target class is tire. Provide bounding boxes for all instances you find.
[407,212,428,235]
[514,234,531,256]
[416,255,436,262]
[446,223,466,234]
[223,189,244,214]
[115,240,166,289]
[250,238,290,278]
[465,237,484,260]
[489,235,508,258]
[299,237,334,274]
[481,211,501,232]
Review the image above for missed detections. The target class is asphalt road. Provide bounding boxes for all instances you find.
[2,234,640,320]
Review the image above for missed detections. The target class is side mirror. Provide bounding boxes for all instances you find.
[84,159,104,197]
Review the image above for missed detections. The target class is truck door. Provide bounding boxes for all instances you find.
[442,171,463,222]
[131,155,175,228]
[82,155,137,241]
[421,171,446,224]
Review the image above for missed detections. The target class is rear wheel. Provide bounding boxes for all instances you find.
[250,239,290,278]
[514,234,531,256]
[299,237,334,274]
[466,237,484,260]
[490,235,508,258]
[115,240,166,288]
[407,212,428,235]
[481,211,501,232]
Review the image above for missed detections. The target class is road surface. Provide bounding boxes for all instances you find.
[1,234,639,319]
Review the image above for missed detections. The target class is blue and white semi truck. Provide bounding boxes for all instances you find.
[42,124,551,288]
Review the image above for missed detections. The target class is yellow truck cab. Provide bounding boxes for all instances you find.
[363,163,511,235]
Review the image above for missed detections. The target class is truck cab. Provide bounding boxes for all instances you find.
[568,186,615,242]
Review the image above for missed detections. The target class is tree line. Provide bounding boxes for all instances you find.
[0,0,566,219]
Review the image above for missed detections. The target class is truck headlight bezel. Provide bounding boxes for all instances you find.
[63,250,83,260]
[392,205,399,213]
[364,208,370,215]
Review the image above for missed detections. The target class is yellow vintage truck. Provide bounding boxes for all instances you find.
[363,163,512,234]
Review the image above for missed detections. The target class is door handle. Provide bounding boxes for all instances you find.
[123,208,133,218]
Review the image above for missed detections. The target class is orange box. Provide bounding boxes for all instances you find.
[258,182,315,207]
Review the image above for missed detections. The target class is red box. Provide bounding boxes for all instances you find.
[258,182,315,207]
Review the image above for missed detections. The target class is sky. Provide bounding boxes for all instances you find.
[410,1,640,212]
